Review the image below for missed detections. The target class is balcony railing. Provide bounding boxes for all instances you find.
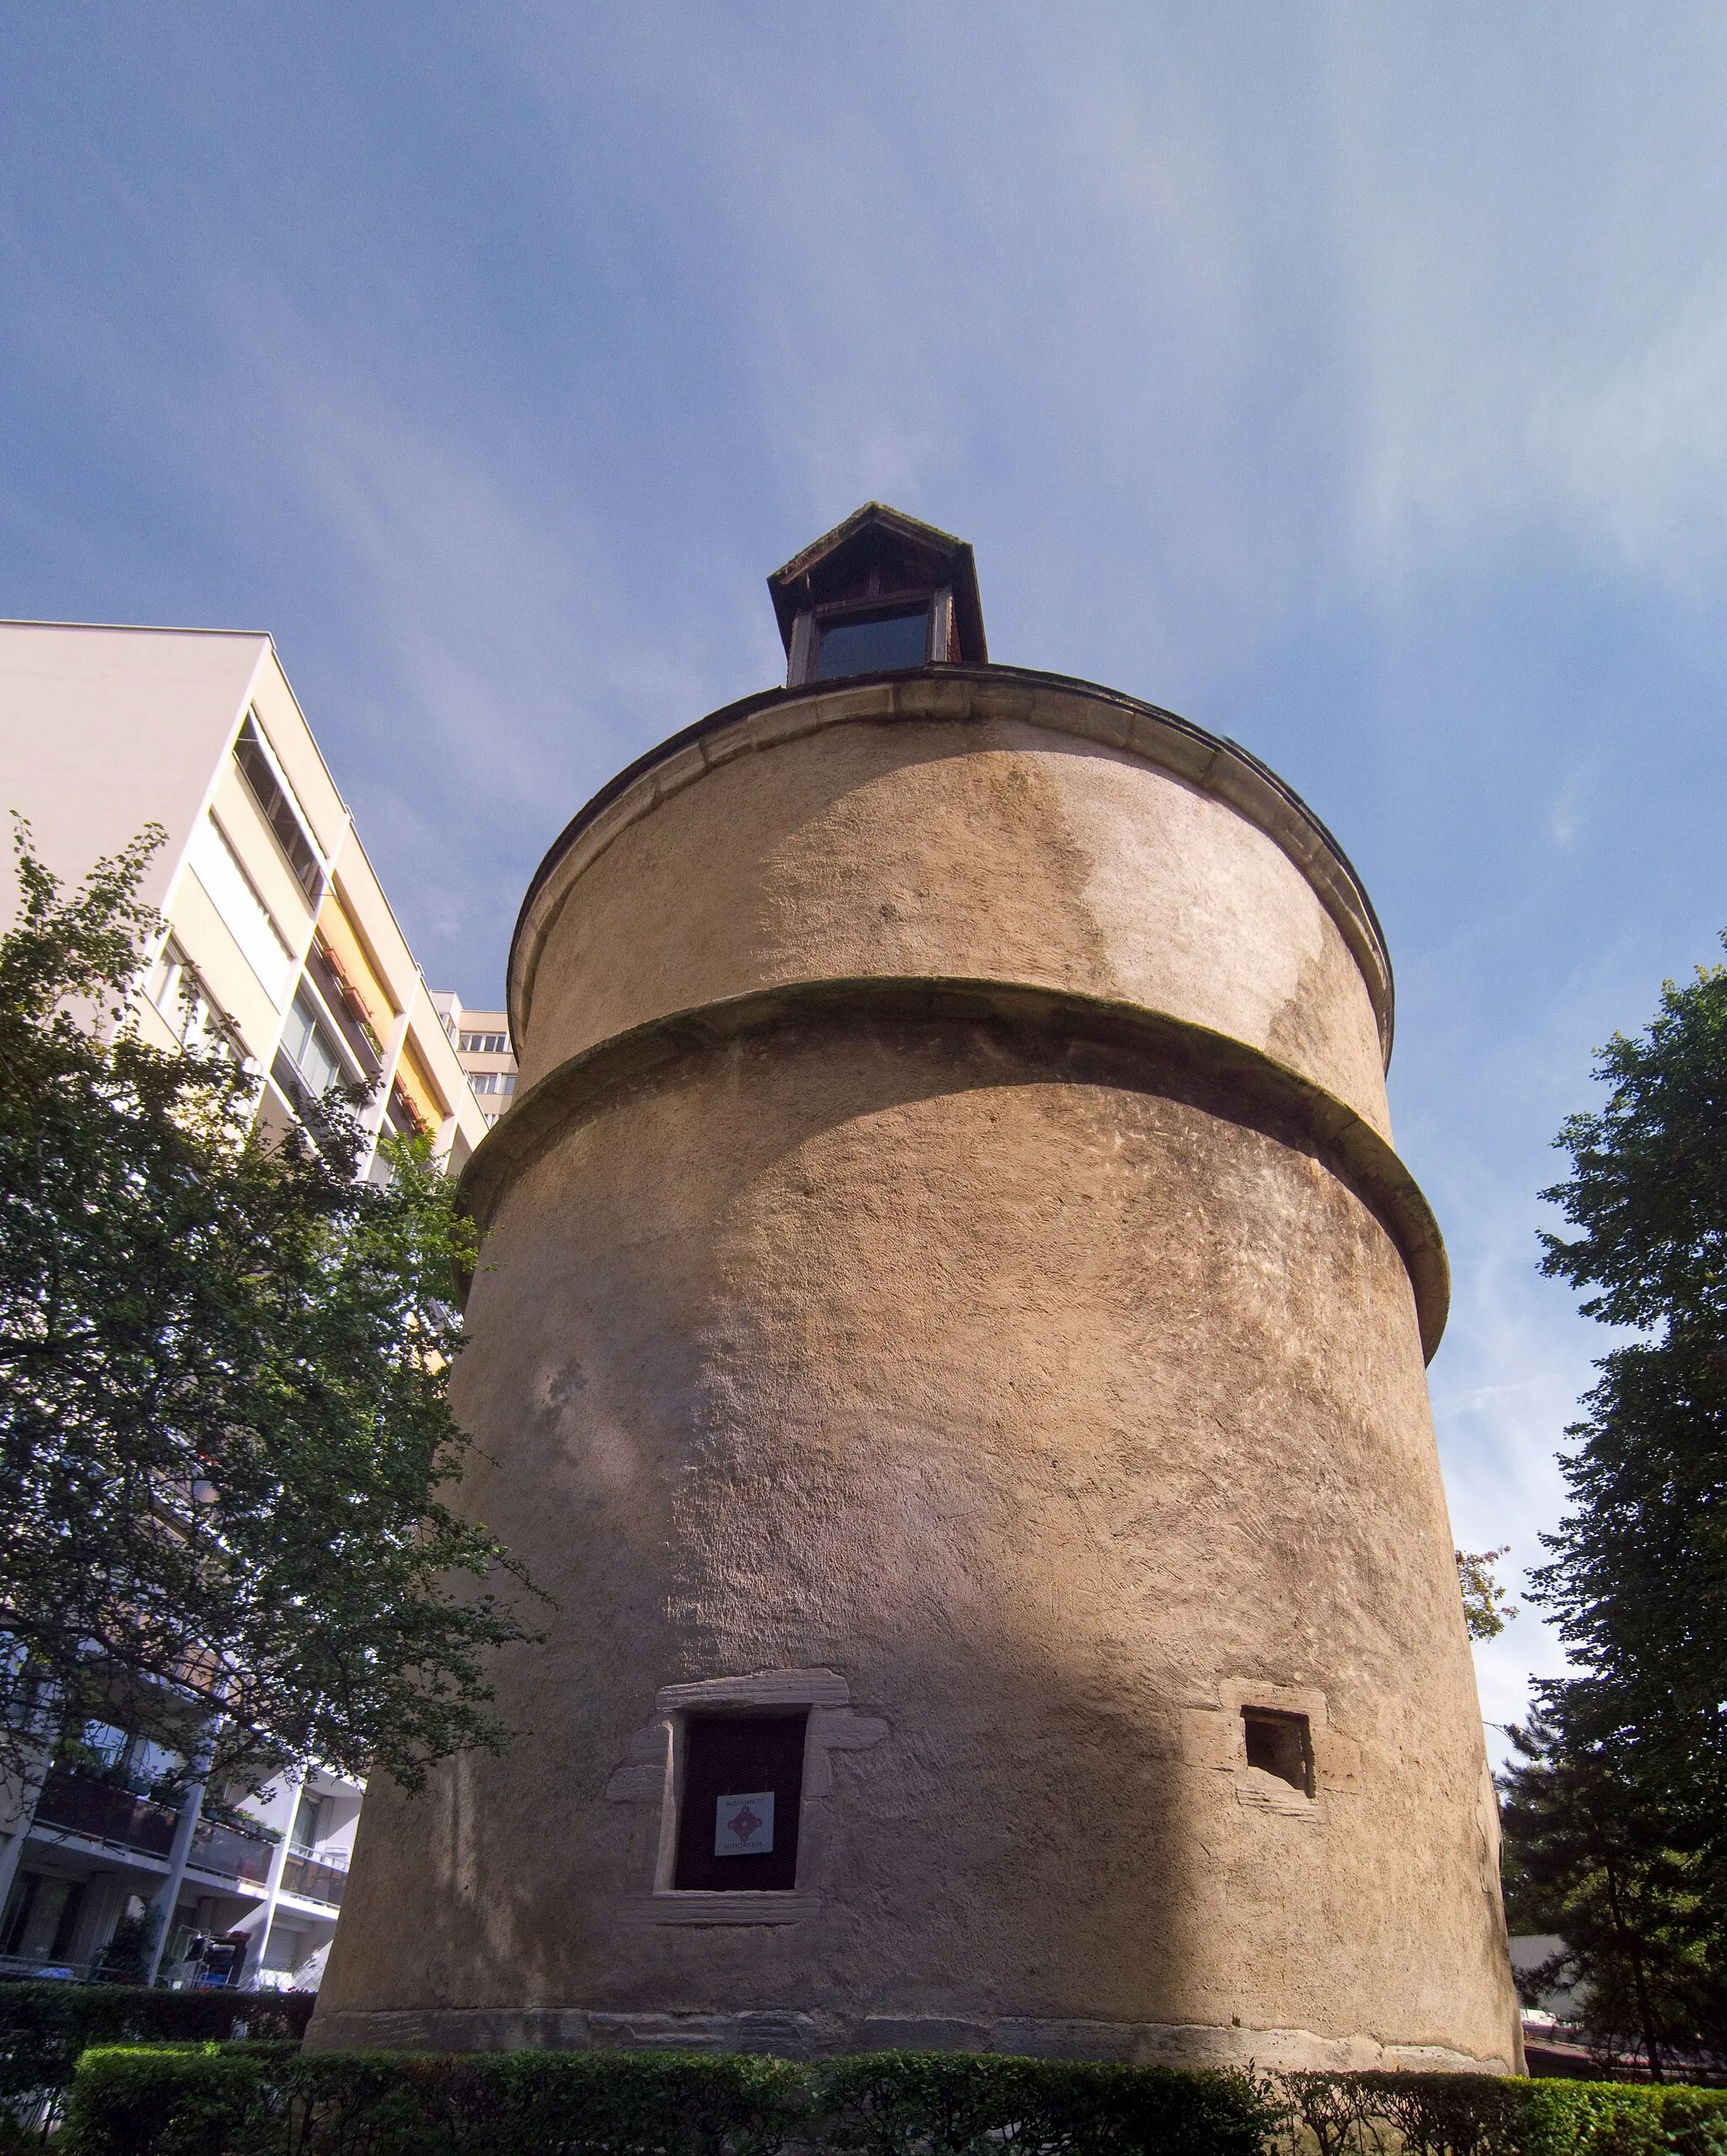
[188,1816,274,1886]
[33,1769,177,1857]
[0,1952,97,1981]
[33,1771,275,1887]
[281,1848,347,1906]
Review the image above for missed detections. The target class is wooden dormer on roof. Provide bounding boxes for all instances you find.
[767,503,987,688]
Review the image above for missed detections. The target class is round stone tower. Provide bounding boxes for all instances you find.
[312,505,1520,2072]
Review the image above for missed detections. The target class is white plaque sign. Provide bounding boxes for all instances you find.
[714,1791,774,1856]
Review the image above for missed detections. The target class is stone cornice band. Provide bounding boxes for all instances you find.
[507,666,1396,1068]
[460,977,1449,1361]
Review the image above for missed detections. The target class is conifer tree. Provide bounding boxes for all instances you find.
[1507,943,1727,2067]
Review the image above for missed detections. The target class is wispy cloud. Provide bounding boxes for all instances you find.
[3,0,1724,1741]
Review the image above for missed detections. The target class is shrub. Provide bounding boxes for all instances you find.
[63,2046,1273,2156]
[59,2045,1727,2156]
[816,2051,1277,2156]
[59,2046,294,2156]
[1277,2072,1727,2156]
[1520,2082,1727,2156]
[0,1984,314,2139]
[66,2048,812,2156]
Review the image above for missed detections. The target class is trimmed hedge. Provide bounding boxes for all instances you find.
[56,2046,1727,2156]
[0,1985,315,2140]
[62,2047,1277,2156]
[819,2051,1274,2156]
[1278,2072,1727,2156]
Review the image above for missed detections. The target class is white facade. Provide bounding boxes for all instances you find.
[431,994,519,1127]
[0,622,504,1988]
[1,1741,361,1992]
[0,620,493,1176]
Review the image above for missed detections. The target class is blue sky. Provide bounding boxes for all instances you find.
[5,5,1727,1744]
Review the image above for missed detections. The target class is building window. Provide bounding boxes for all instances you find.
[459,1032,508,1054]
[234,716,324,904]
[812,604,933,682]
[292,1792,330,1853]
[770,504,983,687]
[0,1872,85,1964]
[1241,1707,1314,1797]
[672,1714,807,1891]
[469,1070,516,1097]
[147,941,186,1023]
[146,940,236,1059]
[385,1078,429,1139]
[72,1720,129,1771]
[278,992,346,1098]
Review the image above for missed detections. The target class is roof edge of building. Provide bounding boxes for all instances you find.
[0,617,276,639]
[508,666,1395,1067]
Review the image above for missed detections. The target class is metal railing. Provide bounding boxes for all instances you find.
[31,1769,275,1887]
[188,1816,274,1886]
[0,1951,96,1981]
[280,1846,347,1906]
[32,1768,178,1857]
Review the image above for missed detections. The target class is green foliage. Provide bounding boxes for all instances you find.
[1538,953,1727,1334]
[64,2048,810,2156]
[1280,2071,1530,2156]
[1499,1705,1718,2077]
[58,2046,1727,2156]
[815,2051,1274,2156]
[1511,946,1727,2070]
[93,1911,158,1987]
[59,2046,291,2156]
[1458,1549,1519,1642]
[1526,1332,1727,1825]
[1534,949,1727,1748]
[61,2046,1277,2156]
[0,1986,310,2138]
[1278,2072,1727,2156]
[0,822,544,1792]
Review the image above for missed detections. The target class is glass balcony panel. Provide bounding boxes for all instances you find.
[33,1769,177,1857]
[281,1851,347,1905]
[188,1817,274,1885]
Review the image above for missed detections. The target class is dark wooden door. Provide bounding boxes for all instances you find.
[673,1714,807,1891]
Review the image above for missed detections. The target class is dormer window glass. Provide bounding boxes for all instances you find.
[813,604,932,681]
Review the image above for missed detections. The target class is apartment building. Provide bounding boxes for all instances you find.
[0,622,493,1175]
[0,621,503,1989]
[431,995,519,1125]
[1,1744,359,1994]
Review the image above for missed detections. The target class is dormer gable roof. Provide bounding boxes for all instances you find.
[767,503,987,664]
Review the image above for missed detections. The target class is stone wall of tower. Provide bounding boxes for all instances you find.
[311,666,1520,2071]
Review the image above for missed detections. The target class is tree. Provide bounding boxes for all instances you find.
[1504,943,1727,2067]
[1499,1695,1716,2078]
[0,822,542,1794]
[1456,1546,1517,1641]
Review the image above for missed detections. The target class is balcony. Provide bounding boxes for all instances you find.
[302,941,384,1079]
[280,1847,347,1907]
[33,1768,177,1857]
[0,1952,97,1981]
[33,1771,275,1887]
[188,1816,274,1887]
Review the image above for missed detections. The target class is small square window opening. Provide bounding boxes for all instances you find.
[1241,1707,1314,1797]
[673,1713,806,1891]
